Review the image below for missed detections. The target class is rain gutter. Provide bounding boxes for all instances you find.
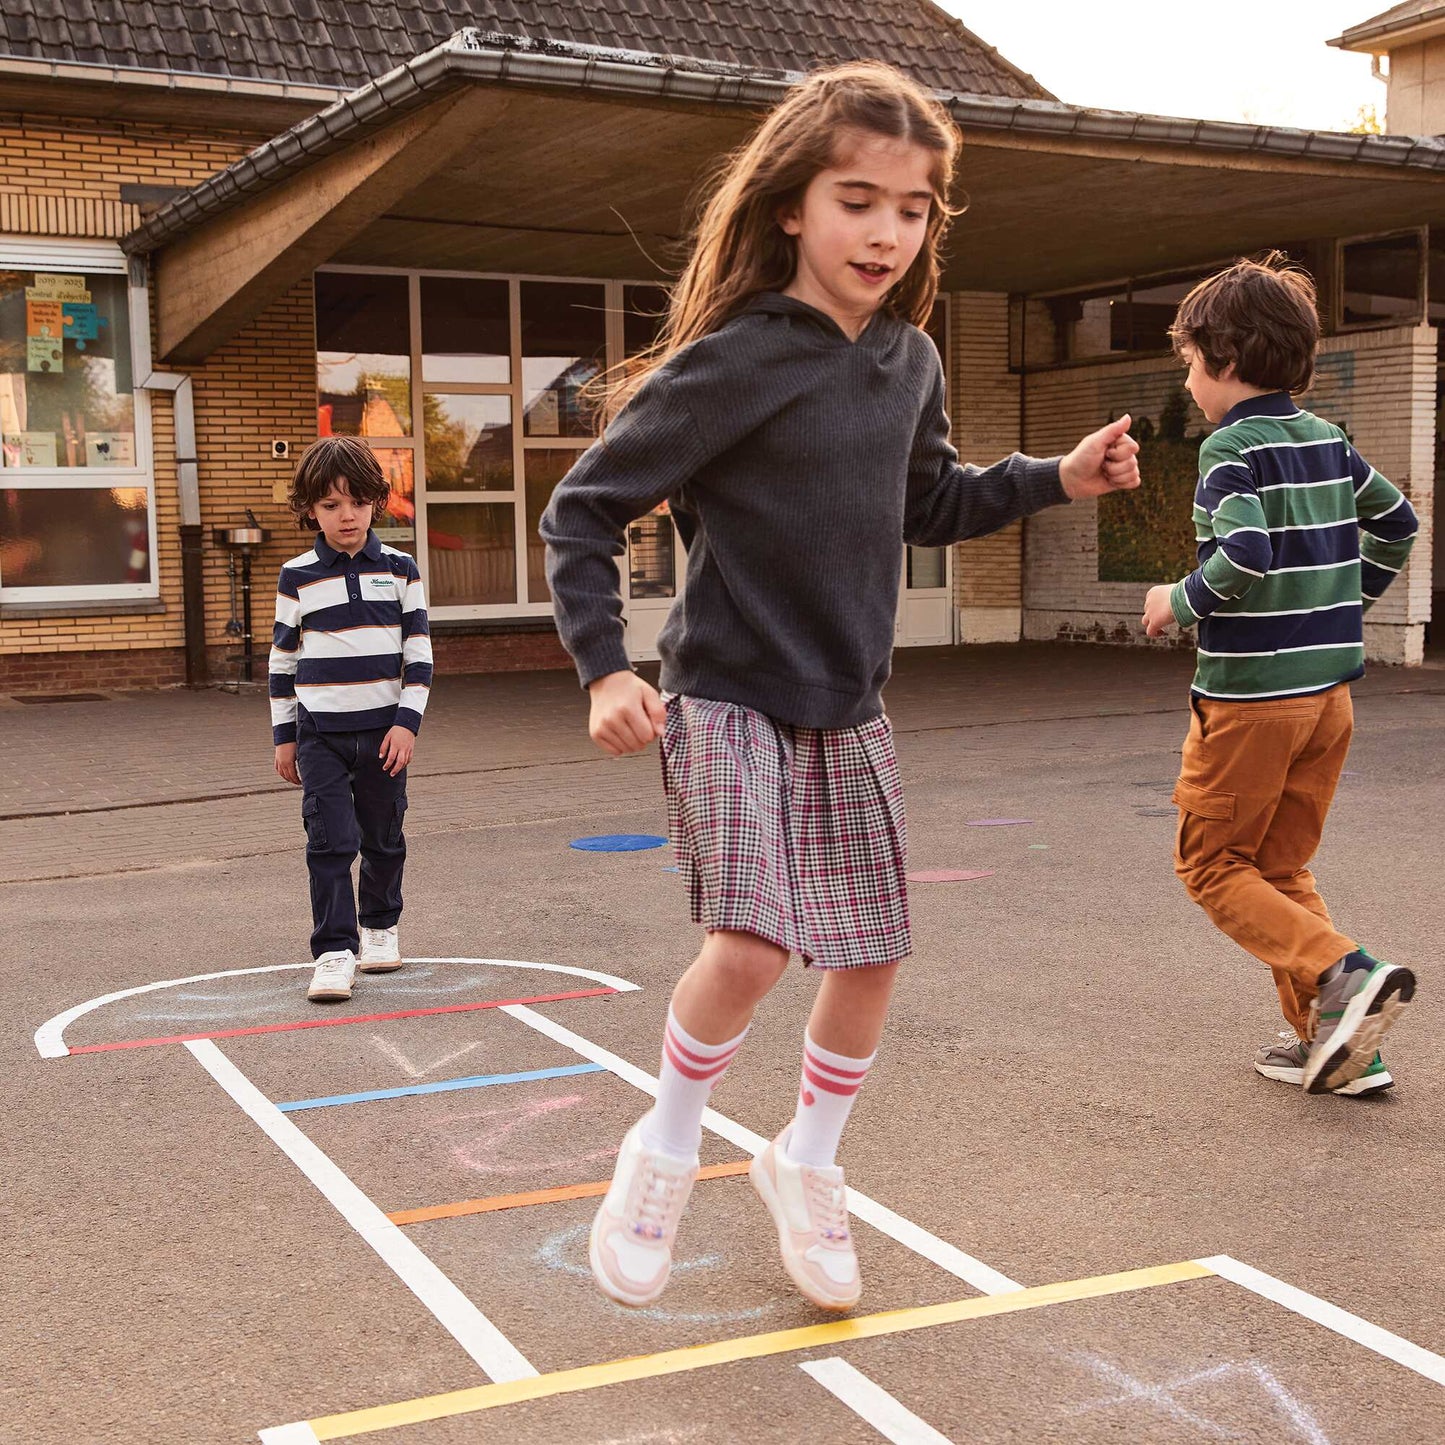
[127,255,207,687]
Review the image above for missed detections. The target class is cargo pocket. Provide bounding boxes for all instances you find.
[301,794,328,849]
[1171,779,1235,821]
[1171,778,1234,875]
[388,797,408,847]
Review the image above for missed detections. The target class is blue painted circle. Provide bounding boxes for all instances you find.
[569,833,668,853]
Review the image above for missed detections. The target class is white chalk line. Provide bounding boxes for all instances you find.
[1199,1255,1445,1389]
[800,1358,955,1444]
[501,1003,1025,1296]
[34,956,641,1058]
[185,1038,537,1387]
[257,1424,321,1444]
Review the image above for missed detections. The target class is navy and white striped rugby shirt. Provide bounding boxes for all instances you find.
[269,530,432,745]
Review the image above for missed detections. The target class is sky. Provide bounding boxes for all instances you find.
[939,1,1387,133]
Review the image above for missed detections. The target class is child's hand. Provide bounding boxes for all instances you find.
[379,725,415,776]
[1142,584,1176,638]
[274,743,301,785]
[588,670,666,756]
[1060,415,1141,499]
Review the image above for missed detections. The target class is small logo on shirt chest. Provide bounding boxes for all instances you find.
[364,574,399,598]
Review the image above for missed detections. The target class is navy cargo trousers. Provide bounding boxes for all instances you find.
[297,716,408,959]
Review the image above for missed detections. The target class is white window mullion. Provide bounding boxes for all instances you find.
[509,277,526,607]
[408,272,430,591]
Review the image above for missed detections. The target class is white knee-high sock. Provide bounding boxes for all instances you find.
[639,1006,748,1160]
[785,1031,877,1169]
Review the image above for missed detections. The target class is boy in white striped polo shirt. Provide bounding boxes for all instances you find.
[269,437,433,1003]
[1142,254,1418,1097]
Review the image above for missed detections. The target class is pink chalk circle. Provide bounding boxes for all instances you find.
[966,818,1033,827]
[906,869,995,883]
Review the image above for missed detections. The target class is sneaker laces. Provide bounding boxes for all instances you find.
[804,1169,850,1244]
[628,1160,687,1242]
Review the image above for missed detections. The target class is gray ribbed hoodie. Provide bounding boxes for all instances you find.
[540,293,1067,728]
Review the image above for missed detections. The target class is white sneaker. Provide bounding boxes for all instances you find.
[749,1127,860,1311]
[358,925,402,973]
[588,1118,698,1307]
[307,950,357,1002]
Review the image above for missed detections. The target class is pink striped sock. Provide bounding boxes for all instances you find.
[638,1007,748,1160]
[785,1031,877,1168]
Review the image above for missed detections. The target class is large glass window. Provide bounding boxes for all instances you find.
[422,276,509,385]
[308,272,690,619]
[521,281,606,438]
[0,246,153,601]
[315,271,411,437]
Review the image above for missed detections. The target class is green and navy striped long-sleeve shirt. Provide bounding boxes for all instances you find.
[1168,391,1418,700]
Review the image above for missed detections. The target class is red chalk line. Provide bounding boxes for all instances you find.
[67,987,617,1054]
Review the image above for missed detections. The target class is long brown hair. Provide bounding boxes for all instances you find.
[596,61,962,425]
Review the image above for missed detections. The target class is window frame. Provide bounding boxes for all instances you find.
[0,236,157,604]
[1334,226,1428,334]
[315,264,631,622]
[1015,259,1237,374]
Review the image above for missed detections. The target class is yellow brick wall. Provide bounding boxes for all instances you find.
[0,112,266,662]
[948,290,1025,642]
[192,281,318,661]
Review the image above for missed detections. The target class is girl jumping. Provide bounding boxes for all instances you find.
[540,60,1140,1312]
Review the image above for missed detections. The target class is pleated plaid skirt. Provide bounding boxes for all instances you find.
[660,693,910,969]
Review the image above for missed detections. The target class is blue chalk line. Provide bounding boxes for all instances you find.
[276,1061,605,1112]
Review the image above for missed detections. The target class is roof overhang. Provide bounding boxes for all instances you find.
[127,30,1445,364]
[1331,6,1445,52]
[0,53,343,132]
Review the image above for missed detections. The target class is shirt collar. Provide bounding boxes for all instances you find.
[313,529,383,566]
[1219,391,1298,427]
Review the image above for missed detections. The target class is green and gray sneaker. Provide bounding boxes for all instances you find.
[1254,1031,1393,1097]
[1302,952,1416,1095]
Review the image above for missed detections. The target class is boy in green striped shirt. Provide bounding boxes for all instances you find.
[1141,254,1418,1097]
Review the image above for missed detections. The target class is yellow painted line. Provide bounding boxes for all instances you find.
[388,1160,753,1226]
[304,1259,1216,1440]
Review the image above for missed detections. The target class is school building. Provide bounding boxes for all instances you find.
[1,1,1443,694]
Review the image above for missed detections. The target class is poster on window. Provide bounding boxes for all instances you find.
[62,303,99,345]
[26,337,62,373]
[2,431,58,467]
[85,432,135,467]
[28,274,91,302]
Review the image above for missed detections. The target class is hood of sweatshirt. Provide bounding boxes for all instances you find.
[742,291,908,351]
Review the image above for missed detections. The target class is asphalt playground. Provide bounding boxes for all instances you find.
[3,643,1442,1444]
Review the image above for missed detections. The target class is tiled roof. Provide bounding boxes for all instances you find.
[0,1,1051,99]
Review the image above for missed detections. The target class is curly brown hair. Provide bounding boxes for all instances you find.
[287,436,389,531]
[1168,251,1319,395]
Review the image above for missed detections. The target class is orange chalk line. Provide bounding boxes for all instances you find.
[388,1160,753,1226]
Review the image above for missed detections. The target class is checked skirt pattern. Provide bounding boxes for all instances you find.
[660,693,910,969]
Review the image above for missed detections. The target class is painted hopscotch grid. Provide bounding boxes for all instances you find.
[387,1160,755,1226]
[33,961,1445,1445]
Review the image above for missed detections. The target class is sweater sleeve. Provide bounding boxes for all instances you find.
[1346,441,1418,610]
[540,359,730,688]
[903,358,1067,547]
[269,567,301,746]
[1169,436,1273,628]
[395,555,432,735]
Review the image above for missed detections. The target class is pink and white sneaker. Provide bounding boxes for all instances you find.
[749,1127,860,1311]
[588,1118,699,1307]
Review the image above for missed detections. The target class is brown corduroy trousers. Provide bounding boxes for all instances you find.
[1172,684,1357,1037]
